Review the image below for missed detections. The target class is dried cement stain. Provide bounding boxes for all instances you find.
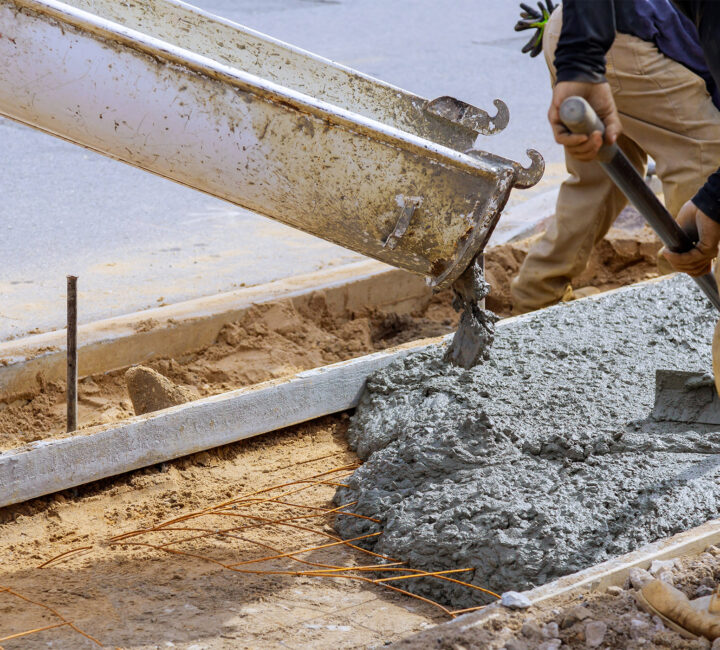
[335,275,720,609]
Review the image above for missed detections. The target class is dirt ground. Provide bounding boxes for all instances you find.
[396,548,720,649]
[0,219,662,451]
[0,415,452,649]
[483,207,661,315]
[0,217,667,648]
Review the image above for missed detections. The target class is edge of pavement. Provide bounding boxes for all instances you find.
[0,260,429,398]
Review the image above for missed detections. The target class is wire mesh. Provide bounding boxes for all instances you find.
[2,462,499,646]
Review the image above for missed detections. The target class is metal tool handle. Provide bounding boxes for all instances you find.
[558,96,606,143]
[559,96,720,312]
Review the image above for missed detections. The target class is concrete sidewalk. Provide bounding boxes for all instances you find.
[0,0,562,341]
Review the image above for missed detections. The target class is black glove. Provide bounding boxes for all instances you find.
[514,0,557,58]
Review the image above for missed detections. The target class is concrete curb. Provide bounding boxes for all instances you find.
[489,186,558,246]
[0,333,450,508]
[0,260,430,399]
[0,277,670,509]
[0,186,561,400]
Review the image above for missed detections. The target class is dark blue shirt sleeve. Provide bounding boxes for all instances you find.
[554,0,616,83]
[674,2,720,222]
[692,172,720,223]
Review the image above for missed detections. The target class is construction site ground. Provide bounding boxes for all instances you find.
[396,549,720,649]
[0,216,660,450]
[0,221,670,648]
[1,414,450,649]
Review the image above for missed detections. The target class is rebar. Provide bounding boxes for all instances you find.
[3,463,502,646]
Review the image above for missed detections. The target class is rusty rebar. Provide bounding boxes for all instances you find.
[66,275,78,433]
[6,463,500,646]
[0,585,103,646]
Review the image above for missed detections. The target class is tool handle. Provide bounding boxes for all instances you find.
[558,96,606,141]
[559,96,720,312]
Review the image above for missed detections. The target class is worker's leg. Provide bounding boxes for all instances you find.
[714,264,720,396]
[513,8,720,313]
[511,7,645,313]
[607,33,720,217]
[511,137,645,313]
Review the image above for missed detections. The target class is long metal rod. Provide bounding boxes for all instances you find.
[602,155,720,311]
[559,96,720,312]
[66,275,78,432]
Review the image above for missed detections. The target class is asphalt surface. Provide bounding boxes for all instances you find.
[0,0,560,340]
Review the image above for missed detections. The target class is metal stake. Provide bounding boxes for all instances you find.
[67,275,78,432]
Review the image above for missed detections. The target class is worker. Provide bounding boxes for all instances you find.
[538,0,720,640]
[547,0,720,280]
[510,0,720,314]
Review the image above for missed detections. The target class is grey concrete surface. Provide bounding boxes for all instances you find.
[335,275,720,608]
[0,0,559,341]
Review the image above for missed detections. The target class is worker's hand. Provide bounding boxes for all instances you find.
[662,200,720,277]
[548,81,622,161]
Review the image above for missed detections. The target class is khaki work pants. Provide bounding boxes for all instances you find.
[511,6,720,313]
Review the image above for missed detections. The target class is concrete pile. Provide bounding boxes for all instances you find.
[335,276,720,608]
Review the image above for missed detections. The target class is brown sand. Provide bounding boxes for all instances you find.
[0,416,449,649]
[484,224,661,314]
[0,290,458,451]
[0,227,661,451]
[396,549,720,649]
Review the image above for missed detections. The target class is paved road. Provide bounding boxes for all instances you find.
[0,0,561,340]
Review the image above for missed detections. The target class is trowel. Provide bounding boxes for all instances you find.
[559,97,720,424]
[651,370,720,425]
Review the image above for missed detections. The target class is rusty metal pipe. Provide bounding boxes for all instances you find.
[66,275,78,432]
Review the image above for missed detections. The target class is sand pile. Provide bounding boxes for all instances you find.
[335,276,720,609]
[0,293,457,450]
[484,224,660,314]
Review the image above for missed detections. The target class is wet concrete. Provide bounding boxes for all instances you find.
[446,260,499,369]
[651,370,720,425]
[334,276,720,609]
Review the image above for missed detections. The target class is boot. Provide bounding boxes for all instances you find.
[637,579,720,640]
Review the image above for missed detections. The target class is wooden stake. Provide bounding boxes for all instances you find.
[66,275,78,432]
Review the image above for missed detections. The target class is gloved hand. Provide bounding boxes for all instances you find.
[515,1,557,58]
